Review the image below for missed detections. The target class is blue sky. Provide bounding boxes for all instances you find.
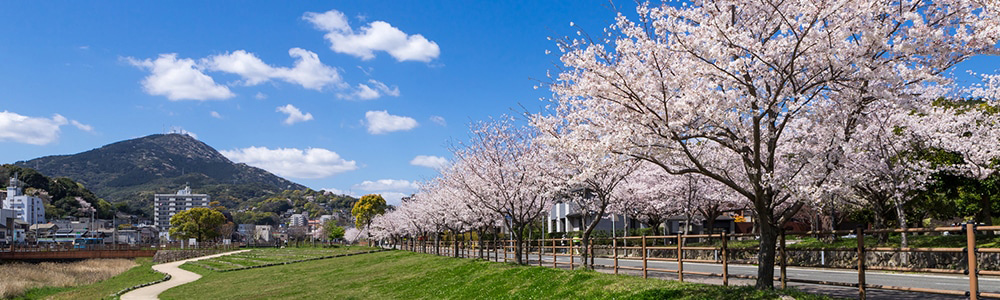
[0,1,629,205]
[0,1,996,206]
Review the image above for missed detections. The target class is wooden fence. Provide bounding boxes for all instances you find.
[391,222,1000,300]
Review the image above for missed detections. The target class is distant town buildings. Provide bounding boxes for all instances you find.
[319,214,334,225]
[1,208,24,243]
[4,175,45,225]
[153,185,210,233]
[290,213,307,227]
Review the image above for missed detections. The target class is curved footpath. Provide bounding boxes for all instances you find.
[121,249,250,300]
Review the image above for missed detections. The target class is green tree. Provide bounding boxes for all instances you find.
[325,222,345,241]
[352,194,387,230]
[169,207,227,242]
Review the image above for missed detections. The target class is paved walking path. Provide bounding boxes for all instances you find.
[121,250,250,300]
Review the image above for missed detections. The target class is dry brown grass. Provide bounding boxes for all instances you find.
[0,259,136,298]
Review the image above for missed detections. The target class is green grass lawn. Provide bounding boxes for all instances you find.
[161,250,829,300]
[18,257,164,300]
[190,246,379,270]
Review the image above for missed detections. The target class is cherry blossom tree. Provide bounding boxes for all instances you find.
[344,227,364,245]
[532,112,642,269]
[915,84,1000,227]
[550,0,999,288]
[611,162,680,233]
[449,117,551,265]
[831,97,982,249]
[370,210,409,249]
[436,166,502,259]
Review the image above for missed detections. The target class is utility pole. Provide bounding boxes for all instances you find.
[113,209,118,246]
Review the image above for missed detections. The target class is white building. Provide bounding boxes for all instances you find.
[254,225,273,242]
[290,213,308,227]
[1,208,24,243]
[4,175,45,225]
[319,214,333,225]
[153,185,210,232]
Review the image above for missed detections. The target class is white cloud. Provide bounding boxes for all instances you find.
[303,10,352,32]
[210,111,223,119]
[126,54,235,101]
[203,48,342,90]
[221,146,358,179]
[367,80,400,97]
[276,104,314,125]
[429,115,446,126]
[321,188,351,196]
[70,120,94,132]
[377,192,408,206]
[304,10,440,62]
[344,83,380,100]
[364,110,418,134]
[337,79,400,100]
[410,155,448,169]
[352,179,419,191]
[255,92,268,100]
[0,111,68,145]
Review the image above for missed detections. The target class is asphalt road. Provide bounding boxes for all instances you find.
[401,246,999,299]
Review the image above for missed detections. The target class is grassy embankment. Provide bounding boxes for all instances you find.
[4,258,158,300]
[162,249,829,300]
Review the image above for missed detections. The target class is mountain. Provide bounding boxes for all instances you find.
[15,133,307,216]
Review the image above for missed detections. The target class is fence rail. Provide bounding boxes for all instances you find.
[1,242,242,254]
[389,222,1000,300]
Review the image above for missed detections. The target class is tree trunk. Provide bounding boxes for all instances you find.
[756,219,778,289]
[893,199,909,265]
[510,223,525,265]
[979,191,995,236]
[453,233,460,258]
[580,212,602,270]
[873,210,889,244]
[477,229,485,259]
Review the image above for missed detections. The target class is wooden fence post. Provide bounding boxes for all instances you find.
[857,226,866,300]
[552,239,557,268]
[780,229,787,289]
[613,237,619,275]
[642,234,648,279]
[722,232,729,286]
[677,233,684,282]
[538,239,543,267]
[967,221,979,300]
[502,239,507,262]
[570,239,575,270]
